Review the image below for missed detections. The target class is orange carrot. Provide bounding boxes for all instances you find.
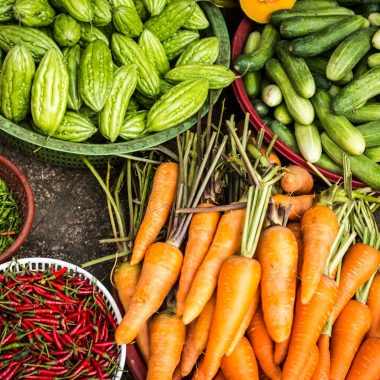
[346,337,380,380]
[331,243,380,323]
[213,370,226,380]
[115,242,183,344]
[272,194,314,221]
[147,312,186,380]
[182,208,246,325]
[281,165,314,195]
[180,294,216,377]
[136,321,150,364]
[260,145,281,166]
[287,222,303,275]
[225,287,260,356]
[300,205,339,304]
[367,273,380,338]
[131,162,179,265]
[173,366,183,380]
[247,308,281,380]
[282,275,338,380]
[201,256,261,379]
[176,204,220,317]
[274,337,290,366]
[257,225,298,342]
[220,337,259,380]
[299,345,319,380]
[330,299,372,380]
[112,261,142,312]
[311,334,330,380]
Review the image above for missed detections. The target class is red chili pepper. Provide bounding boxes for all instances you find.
[37,368,69,376]
[3,362,21,380]
[49,281,65,292]
[51,267,68,279]
[25,318,59,326]
[75,325,93,336]
[37,327,54,343]
[0,330,16,346]
[93,294,107,315]
[93,341,115,348]
[56,291,78,304]
[90,357,104,380]
[46,349,73,365]
[16,274,44,282]
[43,300,68,307]
[61,332,74,346]
[67,358,90,378]
[19,376,55,380]
[69,320,84,336]
[51,327,64,351]
[14,304,36,312]
[0,362,18,379]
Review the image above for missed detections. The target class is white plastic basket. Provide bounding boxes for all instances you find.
[0,257,126,380]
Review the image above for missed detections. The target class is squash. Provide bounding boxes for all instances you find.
[239,0,296,24]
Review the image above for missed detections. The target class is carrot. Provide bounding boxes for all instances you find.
[287,222,304,278]
[173,366,183,380]
[330,299,372,380]
[281,165,314,195]
[182,208,246,325]
[131,162,179,265]
[136,321,150,364]
[180,294,216,377]
[282,275,338,380]
[201,256,261,379]
[367,273,380,338]
[272,194,314,221]
[257,225,298,342]
[115,242,183,344]
[220,337,259,380]
[225,287,260,356]
[311,334,330,380]
[176,204,220,317]
[299,345,319,380]
[300,204,339,304]
[331,243,380,323]
[346,337,380,380]
[213,370,226,380]
[260,145,281,166]
[112,261,142,312]
[274,337,290,366]
[147,312,186,380]
[247,308,281,380]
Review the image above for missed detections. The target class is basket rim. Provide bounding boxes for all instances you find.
[0,1,231,158]
[0,155,35,263]
[231,16,366,189]
[0,257,127,380]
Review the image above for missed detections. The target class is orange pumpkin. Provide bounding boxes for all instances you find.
[240,0,297,24]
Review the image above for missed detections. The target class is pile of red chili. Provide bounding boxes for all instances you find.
[0,264,121,380]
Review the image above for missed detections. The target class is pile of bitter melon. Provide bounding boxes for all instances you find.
[0,0,234,143]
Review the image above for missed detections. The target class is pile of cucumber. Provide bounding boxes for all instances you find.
[234,0,380,189]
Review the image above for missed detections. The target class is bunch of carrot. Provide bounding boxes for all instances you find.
[89,112,380,380]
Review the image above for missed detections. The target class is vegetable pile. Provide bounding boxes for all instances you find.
[87,110,380,380]
[234,0,380,190]
[0,0,234,143]
[0,263,121,379]
[0,178,21,254]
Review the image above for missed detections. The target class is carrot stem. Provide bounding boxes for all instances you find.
[81,250,130,268]
[306,161,332,187]
[116,154,162,165]
[328,232,357,277]
[176,202,247,214]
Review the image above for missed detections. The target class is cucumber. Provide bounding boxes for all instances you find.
[261,84,282,107]
[288,16,368,57]
[368,12,380,26]
[268,120,300,153]
[276,40,315,98]
[332,66,380,114]
[295,122,322,163]
[356,121,380,147]
[364,146,380,162]
[321,132,380,190]
[274,103,293,125]
[353,55,369,79]
[243,71,261,98]
[306,56,329,74]
[316,153,343,173]
[244,31,261,54]
[329,84,341,97]
[234,24,279,74]
[279,16,350,39]
[368,52,380,68]
[270,7,355,26]
[326,26,377,81]
[293,0,338,10]
[340,103,380,123]
[373,28,380,49]
[252,99,269,117]
[334,70,353,85]
[265,58,315,125]
[311,89,365,155]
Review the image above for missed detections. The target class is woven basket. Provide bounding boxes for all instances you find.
[0,257,127,379]
[0,155,34,263]
[0,2,230,169]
